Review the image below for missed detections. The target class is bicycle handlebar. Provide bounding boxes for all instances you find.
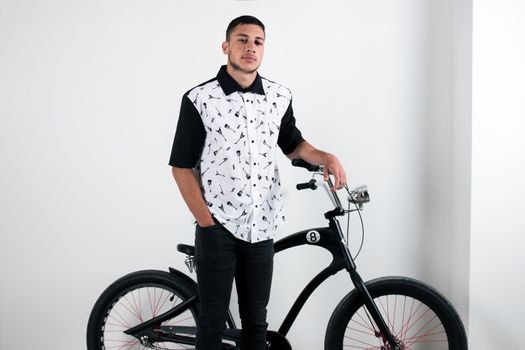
[296,179,318,191]
[291,159,322,172]
[292,159,344,211]
[292,159,370,212]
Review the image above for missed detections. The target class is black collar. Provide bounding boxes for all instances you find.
[217,65,265,96]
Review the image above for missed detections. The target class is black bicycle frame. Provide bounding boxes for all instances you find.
[272,225,346,336]
[125,216,400,349]
[272,215,399,349]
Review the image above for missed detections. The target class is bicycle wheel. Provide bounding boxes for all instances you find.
[325,277,467,350]
[86,270,200,350]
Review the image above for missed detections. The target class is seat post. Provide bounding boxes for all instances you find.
[177,244,196,273]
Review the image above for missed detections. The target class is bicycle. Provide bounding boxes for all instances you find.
[86,159,468,349]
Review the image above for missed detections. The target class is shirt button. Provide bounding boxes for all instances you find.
[253,162,256,165]
[253,184,256,187]
[250,120,254,123]
[251,140,254,143]
[253,223,256,227]
[255,205,258,208]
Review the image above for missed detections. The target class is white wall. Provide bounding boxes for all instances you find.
[0,1,467,349]
[469,0,525,348]
[451,0,473,327]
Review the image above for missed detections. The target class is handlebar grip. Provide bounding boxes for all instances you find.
[296,179,318,191]
[291,159,321,172]
[296,182,311,190]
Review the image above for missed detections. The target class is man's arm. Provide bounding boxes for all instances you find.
[169,94,213,227]
[286,141,347,190]
[171,167,215,227]
[276,101,346,190]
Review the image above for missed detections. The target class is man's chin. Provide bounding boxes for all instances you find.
[230,62,259,74]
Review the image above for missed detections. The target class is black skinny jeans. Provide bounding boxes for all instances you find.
[194,223,274,350]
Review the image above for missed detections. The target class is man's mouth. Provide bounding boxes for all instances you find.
[242,55,257,62]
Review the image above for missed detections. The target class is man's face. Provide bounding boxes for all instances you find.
[222,24,265,74]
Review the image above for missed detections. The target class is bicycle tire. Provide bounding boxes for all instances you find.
[325,277,467,350]
[86,270,201,350]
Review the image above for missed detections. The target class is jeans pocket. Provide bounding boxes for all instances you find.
[195,224,229,271]
[196,223,222,231]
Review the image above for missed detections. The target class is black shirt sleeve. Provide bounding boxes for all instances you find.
[277,99,305,155]
[169,94,206,168]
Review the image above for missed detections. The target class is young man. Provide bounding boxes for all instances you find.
[169,15,346,350]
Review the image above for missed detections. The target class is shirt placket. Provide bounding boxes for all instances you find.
[243,92,261,242]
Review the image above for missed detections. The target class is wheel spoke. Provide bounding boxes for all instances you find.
[95,282,198,350]
[336,283,459,350]
[120,294,142,323]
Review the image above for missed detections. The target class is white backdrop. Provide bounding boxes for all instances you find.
[469,0,525,348]
[0,0,474,349]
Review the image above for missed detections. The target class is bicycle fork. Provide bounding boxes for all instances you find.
[332,217,402,350]
[348,269,401,349]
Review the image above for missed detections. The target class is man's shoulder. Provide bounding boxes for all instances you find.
[261,76,292,99]
[183,77,221,101]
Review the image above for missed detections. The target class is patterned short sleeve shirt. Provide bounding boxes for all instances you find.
[170,66,304,242]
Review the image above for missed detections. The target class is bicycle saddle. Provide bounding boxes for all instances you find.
[177,244,195,256]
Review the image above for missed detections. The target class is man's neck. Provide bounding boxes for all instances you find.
[226,65,257,89]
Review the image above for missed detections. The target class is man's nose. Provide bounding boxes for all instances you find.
[246,42,256,52]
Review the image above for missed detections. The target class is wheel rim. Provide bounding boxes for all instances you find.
[343,294,449,349]
[99,283,196,349]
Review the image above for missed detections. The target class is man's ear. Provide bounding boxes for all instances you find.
[222,41,229,54]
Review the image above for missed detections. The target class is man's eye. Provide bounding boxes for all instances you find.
[255,40,264,46]
[238,38,247,43]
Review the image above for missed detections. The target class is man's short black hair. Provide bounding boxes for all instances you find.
[226,15,265,41]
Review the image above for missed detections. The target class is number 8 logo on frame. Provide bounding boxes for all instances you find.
[306,230,321,244]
